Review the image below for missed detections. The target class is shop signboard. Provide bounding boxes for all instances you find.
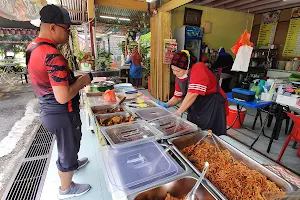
[257,10,280,47]
[163,39,177,64]
[283,7,300,57]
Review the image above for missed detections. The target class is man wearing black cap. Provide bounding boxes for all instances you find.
[26,4,92,199]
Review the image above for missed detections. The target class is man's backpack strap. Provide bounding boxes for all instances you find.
[26,42,57,66]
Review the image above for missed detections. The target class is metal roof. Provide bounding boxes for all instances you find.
[95,5,150,35]
[61,0,87,23]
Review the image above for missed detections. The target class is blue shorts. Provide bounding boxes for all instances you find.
[41,111,82,172]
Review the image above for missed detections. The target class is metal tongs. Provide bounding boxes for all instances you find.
[190,130,221,154]
[109,96,126,112]
[185,162,209,200]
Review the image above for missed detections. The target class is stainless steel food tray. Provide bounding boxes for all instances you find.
[85,92,104,97]
[127,144,221,200]
[90,105,126,115]
[93,112,136,146]
[128,175,219,200]
[168,131,298,200]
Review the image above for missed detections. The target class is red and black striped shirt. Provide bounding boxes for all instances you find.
[27,37,79,114]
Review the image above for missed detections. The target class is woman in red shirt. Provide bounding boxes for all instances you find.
[158,50,228,136]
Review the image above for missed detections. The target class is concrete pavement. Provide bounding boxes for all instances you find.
[0,75,40,196]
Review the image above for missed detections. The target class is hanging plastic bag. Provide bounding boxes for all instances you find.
[231,45,253,72]
[103,90,117,103]
[231,30,253,55]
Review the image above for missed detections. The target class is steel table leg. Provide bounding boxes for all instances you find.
[250,114,269,149]
[252,109,260,130]
[226,105,243,130]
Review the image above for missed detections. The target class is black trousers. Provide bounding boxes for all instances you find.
[130,76,142,87]
[41,111,82,172]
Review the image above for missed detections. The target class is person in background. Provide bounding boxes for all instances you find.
[126,48,142,88]
[26,5,92,199]
[158,50,228,136]
[212,47,234,93]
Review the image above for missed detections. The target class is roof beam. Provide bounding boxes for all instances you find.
[96,23,144,30]
[95,13,144,21]
[254,2,300,13]
[246,0,300,12]
[213,0,236,8]
[87,0,95,19]
[158,0,193,12]
[235,0,281,11]
[225,0,259,9]
[195,0,218,6]
[95,0,148,12]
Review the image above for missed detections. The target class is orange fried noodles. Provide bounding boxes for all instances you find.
[181,141,286,200]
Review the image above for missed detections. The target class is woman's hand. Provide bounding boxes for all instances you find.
[176,92,198,114]
[158,97,182,109]
[157,100,169,108]
[175,110,182,116]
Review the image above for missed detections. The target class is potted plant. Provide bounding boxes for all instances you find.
[74,50,94,72]
[95,49,112,71]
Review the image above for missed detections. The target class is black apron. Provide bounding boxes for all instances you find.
[178,73,227,136]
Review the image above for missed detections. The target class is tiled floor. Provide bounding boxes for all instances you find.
[226,107,300,175]
[40,110,112,200]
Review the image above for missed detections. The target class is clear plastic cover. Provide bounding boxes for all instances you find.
[87,96,120,107]
[101,121,163,148]
[124,100,158,111]
[134,107,171,121]
[91,105,126,115]
[101,141,183,196]
[149,115,199,139]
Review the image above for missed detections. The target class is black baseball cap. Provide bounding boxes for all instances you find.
[40,4,77,25]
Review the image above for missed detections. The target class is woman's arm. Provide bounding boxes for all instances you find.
[167,96,182,107]
[125,58,131,64]
[175,92,198,115]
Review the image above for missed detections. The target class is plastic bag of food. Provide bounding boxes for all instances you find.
[231,30,253,55]
[103,90,117,103]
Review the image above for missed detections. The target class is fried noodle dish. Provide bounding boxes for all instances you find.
[181,141,286,200]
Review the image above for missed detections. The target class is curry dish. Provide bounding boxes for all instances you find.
[181,141,286,200]
[93,107,124,114]
[97,115,134,126]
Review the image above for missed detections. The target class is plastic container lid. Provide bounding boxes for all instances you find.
[101,120,163,148]
[114,83,133,88]
[125,100,158,110]
[135,107,171,121]
[232,88,255,95]
[87,96,120,107]
[123,89,138,94]
[114,83,134,93]
[102,141,182,196]
[149,115,199,139]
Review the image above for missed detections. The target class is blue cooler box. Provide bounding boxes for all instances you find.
[232,88,255,102]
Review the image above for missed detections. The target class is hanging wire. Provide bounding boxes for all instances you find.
[245,10,250,31]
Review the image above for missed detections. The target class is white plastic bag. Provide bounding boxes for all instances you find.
[121,54,125,66]
[231,45,253,72]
